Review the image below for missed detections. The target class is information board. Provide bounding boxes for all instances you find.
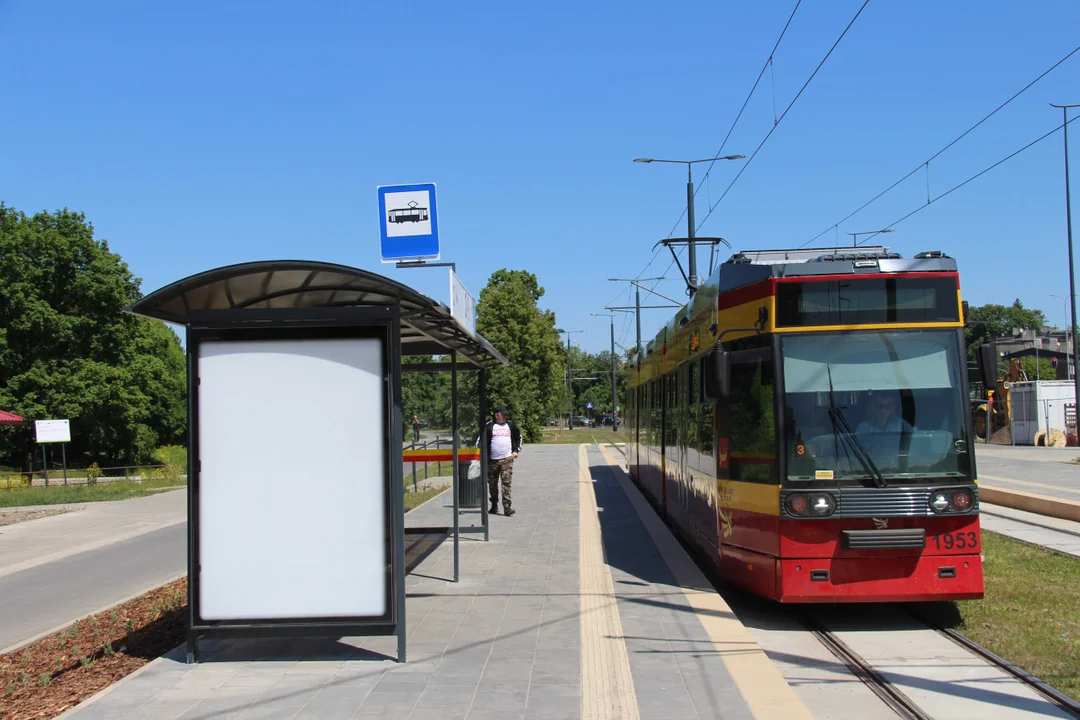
[35,419,71,444]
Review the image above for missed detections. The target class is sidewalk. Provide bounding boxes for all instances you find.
[980,502,1080,557]
[61,445,806,720]
[0,489,186,579]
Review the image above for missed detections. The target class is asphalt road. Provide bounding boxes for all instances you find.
[0,522,186,652]
[975,445,1080,502]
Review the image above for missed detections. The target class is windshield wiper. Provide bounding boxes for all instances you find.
[826,365,887,489]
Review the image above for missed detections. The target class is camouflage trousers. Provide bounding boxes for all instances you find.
[488,457,514,510]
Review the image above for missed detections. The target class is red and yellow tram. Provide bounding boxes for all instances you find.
[625,247,985,602]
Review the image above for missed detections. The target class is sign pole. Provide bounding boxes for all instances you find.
[62,443,68,486]
[41,445,49,487]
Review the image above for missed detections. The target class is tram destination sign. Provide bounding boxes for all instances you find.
[378,183,440,263]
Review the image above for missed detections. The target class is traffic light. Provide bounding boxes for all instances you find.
[1052,357,1059,369]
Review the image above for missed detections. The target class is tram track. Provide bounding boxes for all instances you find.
[799,604,1080,720]
[904,605,1080,720]
[798,610,933,720]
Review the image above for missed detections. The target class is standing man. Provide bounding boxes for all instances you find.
[482,405,522,516]
[412,415,421,444]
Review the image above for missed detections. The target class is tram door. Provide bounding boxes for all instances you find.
[715,348,778,555]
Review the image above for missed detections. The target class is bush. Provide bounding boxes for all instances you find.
[151,463,184,485]
[1,474,30,490]
[1019,357,1058,382]
[85,463,101,486]
[151,446,187,470]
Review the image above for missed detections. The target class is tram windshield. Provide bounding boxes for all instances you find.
[781,330,970,486]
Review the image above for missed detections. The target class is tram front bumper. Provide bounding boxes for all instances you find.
[777,553,984,603]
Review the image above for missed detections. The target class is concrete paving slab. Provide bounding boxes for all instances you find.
[980,501,1080,557]
[60,445,790,720]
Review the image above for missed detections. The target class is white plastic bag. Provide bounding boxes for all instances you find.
[467,459,481,480]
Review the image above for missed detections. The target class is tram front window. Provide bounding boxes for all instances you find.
[781,330,970,486]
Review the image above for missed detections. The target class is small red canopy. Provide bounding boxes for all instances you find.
[0,411,26,426]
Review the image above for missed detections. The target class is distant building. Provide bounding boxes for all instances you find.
[992,328,1074,380]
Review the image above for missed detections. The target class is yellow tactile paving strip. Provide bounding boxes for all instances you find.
[579,444,641,720]
[596,444,814,720]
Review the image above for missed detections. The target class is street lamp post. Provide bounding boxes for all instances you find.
[1052,102,1080,417]
[592,313,619,432]
[847,229,893,248]
[559,329,584,430]
[607,277,679,369]
[1052,292,1075,379]
[634,155,744,290]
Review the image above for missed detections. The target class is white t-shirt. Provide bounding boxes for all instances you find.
[490,423,513,460]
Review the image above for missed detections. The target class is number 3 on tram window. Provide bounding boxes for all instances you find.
[932,531,977,551]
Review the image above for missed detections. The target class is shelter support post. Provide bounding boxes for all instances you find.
[389,320,407,663]
[185,324,198,664]
[479,368,489,541]
[451,351,460,583]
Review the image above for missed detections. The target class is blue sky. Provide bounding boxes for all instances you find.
[2,1,1079,353]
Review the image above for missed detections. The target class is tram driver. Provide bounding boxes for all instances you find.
[855,392,914,469]
[856,392,913,435]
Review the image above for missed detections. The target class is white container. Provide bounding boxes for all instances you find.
[1009,380,1076,445]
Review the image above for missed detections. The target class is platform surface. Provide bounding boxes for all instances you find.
[60,444,805,720]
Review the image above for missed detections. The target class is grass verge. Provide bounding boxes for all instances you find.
[540,428,625,445]
[0,476,186,508]
[401,461,450,484]
[955,531,1080,701]
[404,484,449,511]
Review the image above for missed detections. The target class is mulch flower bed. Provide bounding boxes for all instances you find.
[0,578,187,720]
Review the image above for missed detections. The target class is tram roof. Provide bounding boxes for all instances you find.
[128,260,509,369]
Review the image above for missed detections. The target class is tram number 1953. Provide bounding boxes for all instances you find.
[932,531,977,551]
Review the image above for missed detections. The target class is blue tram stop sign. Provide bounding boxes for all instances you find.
[378,183,439,262]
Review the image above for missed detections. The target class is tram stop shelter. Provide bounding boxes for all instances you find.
[128,261,508,663]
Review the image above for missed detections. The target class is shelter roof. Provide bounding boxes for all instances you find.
[0,410,25,426]
[128,261,508,368]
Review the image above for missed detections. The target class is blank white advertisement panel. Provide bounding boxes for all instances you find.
[197,338,387,620]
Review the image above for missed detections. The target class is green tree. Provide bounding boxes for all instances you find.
[1019,356,1058,382]
[401,355,452,436]
[964,303,1047,358]
[470,269,564,443]
[0,204,186,469]
[568,347,625,420]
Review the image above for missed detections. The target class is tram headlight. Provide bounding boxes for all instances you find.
[931,493,950,513]
[809,494,836,517]
[786,493,836,518]
[930,489,975,514]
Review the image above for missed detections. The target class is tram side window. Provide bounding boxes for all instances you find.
[651,380,661,446]
[729,358,776,483]
[685,362,698,466]
[664,373,675,447]
[698,358,714,460]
